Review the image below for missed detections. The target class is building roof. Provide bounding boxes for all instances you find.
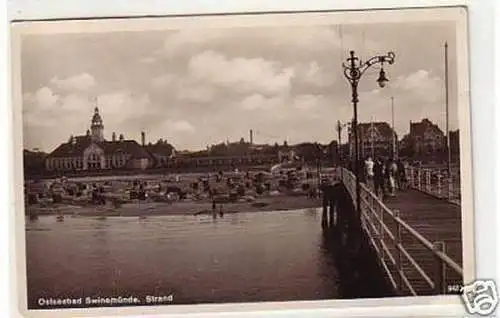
[48,135,93,158]
[47,135,152,159]
[101,140,152,159]
[353,122,395,140]
[410,118,444,137]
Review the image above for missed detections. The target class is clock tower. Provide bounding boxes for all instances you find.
[90,106,104,142]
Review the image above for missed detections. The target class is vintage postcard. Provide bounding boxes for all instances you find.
[11,6,475,317]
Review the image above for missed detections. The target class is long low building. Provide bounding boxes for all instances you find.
[45,107,153,172]
[42,107,309,173]
[165,154,278,168]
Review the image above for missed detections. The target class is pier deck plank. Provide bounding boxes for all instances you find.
[372,189,463,295]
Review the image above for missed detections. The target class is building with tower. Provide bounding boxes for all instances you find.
[44,106,154,172]
[90,107,105,142]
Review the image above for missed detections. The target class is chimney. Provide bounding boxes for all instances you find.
[141,131,145,146]
[112,132,116,142]
[250,129,253,145]
[119,134,124,141]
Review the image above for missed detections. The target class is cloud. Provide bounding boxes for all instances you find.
[50,73,96,91]
[97,92,152,125]
[151,71,218,103]
[365,69,443,106]
[354,68,447,138]
[154,26,381,59]
[187,50,295,95]
[22,87,64,131]
[240,94,284,111]
[164,119,195,133]
[177,85,216,103]
[151,74,175,89]
[298,61,336,87]
[23,88,91,149]
[23,87,60,111]
[139,56,157,64]
[392,69,443,103]
[292,94,326,111]
[152,29,239,59]
[59,93,92,112]
[23,86,155,145]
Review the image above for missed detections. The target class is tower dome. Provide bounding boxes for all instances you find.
[92,107,103,125]
[90,106,104,142]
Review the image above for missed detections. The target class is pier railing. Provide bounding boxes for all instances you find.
[339,167,463,296]
[405,166,461,205]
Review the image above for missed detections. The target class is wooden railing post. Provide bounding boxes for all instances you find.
[361,189,367,228]
[433,241,447,294]
[417,168,422,190]
[425,169,431,193]
[379,204,384,262]
[448,173,453,201]
[437,172,442,197]
[406,167,411,187]
[370,190,375,228]
[394,209,402,293]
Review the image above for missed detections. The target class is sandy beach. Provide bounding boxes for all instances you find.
[25,194,323,217]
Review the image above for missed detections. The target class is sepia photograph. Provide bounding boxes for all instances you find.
[11,7,474,316]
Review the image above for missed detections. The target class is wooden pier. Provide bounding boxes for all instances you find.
[337,168,463,296]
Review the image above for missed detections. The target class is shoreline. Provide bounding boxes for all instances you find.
[25,195,323,218]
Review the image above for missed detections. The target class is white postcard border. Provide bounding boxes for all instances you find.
[10,7,474,318]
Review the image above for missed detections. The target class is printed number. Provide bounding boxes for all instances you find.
[447,284,464,294]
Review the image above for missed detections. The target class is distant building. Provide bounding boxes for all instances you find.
[166,154,277,169]
[400,118,445,157]
[348,122,397,159]
[144,139,176,168]
[292,142,329,163]
[158,140,301,169]
[24,149,47,175]
[45,107,153,172]
[277,141,296,163]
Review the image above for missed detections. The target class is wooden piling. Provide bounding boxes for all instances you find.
[321,193,328,228]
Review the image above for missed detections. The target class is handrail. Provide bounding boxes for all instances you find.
[339,167,463,296]
[405,166,461,205]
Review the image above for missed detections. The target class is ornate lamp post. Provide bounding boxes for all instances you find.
[342,50,396,222]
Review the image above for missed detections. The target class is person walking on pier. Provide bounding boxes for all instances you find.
[365,157,374,189]
[396,159,407,190]
[387,158,398,196]
[373,158,385,198]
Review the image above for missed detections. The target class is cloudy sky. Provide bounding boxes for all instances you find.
[21,20,459,152]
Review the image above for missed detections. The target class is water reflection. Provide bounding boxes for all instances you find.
[26,209,348,308]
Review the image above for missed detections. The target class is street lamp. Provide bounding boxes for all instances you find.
[342,50,396,222]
